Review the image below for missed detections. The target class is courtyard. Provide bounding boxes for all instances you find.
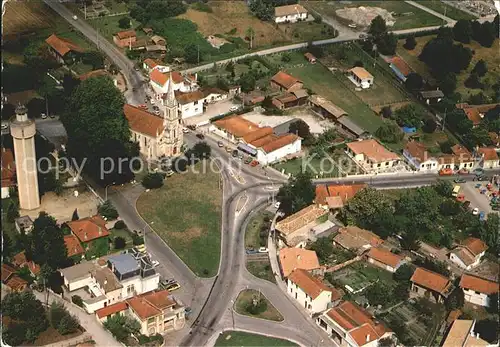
[136,160,222,277]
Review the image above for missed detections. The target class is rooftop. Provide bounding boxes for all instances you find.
[95,301,128,319]
[124,104,164,138]
[477,147,499,161]
[442,320,489,347]
[271,71,302,90]
[127,290,177,320]
[333,226,383,252]
[366,247,404,268]
[108,254,140,275]
[274,4,308,17]
[64,234,85,258]
[11,251,40,275]
[59,262,96,282]
[347,139,400,163]
[405,141,434,162]
[279,248,320,278]
[242,126,273,144]
[214,115,260,138]
[93,267,123,292]
[460,237,488,257]
[15,215,33,229]
[261,133,300,154]
[389,56,412,77]
[410,267,452,295]
[275,204,328,236]
[288,268,341,300]
[115,30,136,40]
[309,95,348,119]
[349,67,373,80]
[419,90,444,99]
[315,184,366,206]
[45,33,84,57]
[67,215,110,243]
[337,116,366,137]
[459,274,498,295]
[175,90,205,105]
[143,58,158,68]
[1,264,17,282]
[150,70,184,87]
[456,103,499,125]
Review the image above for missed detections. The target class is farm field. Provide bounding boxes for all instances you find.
[396,36,500,99]
[415,1,476,20]
[305,1,442,30]
[136,160,222,277]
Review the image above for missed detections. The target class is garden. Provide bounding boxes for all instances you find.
[234,289,283,321]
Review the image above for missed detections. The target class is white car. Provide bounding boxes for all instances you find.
[258,247,268,253]
[472,208,479,215]
[41,113,47,119]
[229,106,239,112]
[154,110,160,116]
[182,128,189,133]
[1,123,8,130]
[150,99,155,104]
[274,201,281,209]
[73,15,78,20]
[151,260,160,268]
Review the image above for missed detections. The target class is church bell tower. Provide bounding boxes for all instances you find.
[162,76,183,157]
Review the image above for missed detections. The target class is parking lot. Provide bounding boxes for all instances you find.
[457,179,498,215]
[183,99,240,127]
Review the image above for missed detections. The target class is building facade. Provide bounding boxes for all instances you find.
[274,4,308,23]
[459,274,498,307]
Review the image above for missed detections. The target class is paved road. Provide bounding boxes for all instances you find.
[42,0,146,105]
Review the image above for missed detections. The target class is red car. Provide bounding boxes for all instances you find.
[458,168,469,175]
[250,160,259,167]
[439,168,453,176]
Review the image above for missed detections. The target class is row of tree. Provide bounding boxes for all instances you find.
[452,16,499,47]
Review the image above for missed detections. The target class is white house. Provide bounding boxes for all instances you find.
[255,133,301,165]
[449,237,488,270]
[346,139,401,174]
[287,269,341,315]
[316,301,393,347]
[403,141,439,172]
[477,147,500,169]
[143,58,169,74]
[149,70,197,98]
[442,320,491,347]
[365,247,405,273]
[348,67,374,89]
[274,4,308,23]
[459,274,498,307]
[174,90,205,119]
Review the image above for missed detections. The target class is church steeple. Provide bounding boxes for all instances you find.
[165,73,177,108]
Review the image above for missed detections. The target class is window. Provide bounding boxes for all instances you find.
[194,101,198,105]
[385,161,389,166]
[377,163,381,167]
[148,317,155,325]
[475,291,481,295]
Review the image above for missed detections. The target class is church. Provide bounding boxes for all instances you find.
[124,80,183,160]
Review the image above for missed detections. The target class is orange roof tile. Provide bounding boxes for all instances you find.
[124,104,165,138]
[271,71,302,90]
[366,247,404,268]
[150,70,184,86]
[11,251,40,275]
[334,226,383,251]
[95,301,128,318]
[115,30,136,40]
[214,115,260,138]
[410,267,451,295]
[459,274,498,295]
[461,237,488,256]
[315,184,366,205]
[1,148,15,188]
[144,58,158,69]
[242,126,273,144]
[478,147,499,161]
[405,141,431,162]
[175,90,204,105]
[275,205,328,236]
[127,290,175,320]
[275,4,307,17]
[5,275,27,292]
[45,34,84,57]
[315,185,330,205]
[67,215,110,243]
[261,133,300,153]
[288,269,340,300]
[79,69,109,81]
[347,139,400,163]
[349,67,373,80]
[279,248,320,277]
[1,264,17,282]
[249,134,278,148]
[64,234,85,257]
[350,324,381,346]
[456,103,500,126]
[389,56,412,76]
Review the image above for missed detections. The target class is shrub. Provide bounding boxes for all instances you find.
[118,17,131,29]
[114,220,126,229]
[98,200,118,220]
[403,36,417,50]
[132,234,144,246]
[313,14,322,24]
[246,298,267,315]
[57,313,80,335]
[191,1,212,12]
[142,172,164,189]
[71,295,83,307]
[114,236,126,250]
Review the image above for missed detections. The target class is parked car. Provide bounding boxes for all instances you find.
[274,201,281,209]
[185,307,193,319]
[473,168,484,176]
[150,99,155,104]
[165,170,174,177]
[463,201,471,209]
[238,153,244,159]
[164,282,181,291]
[72,15,78,20]
[479,211,486,221]
[217,141,224,147]
[182,127,189,133]
[348,23,357,28]
[258,247,268,253]
[151,260,160,268]
[245,248,259,254]
[475,175,487,181]
[229,105,239,112]
[472,208,479,215]
[196,133,205,139]
[152,105,159,111]
[250,160,259,167]
[225,146,232,153]
[439,168,453,176]
[232,149,238,157]
[458,168,469,175]
[187,125,196,130]
[41,113,47,119]
[244,157,253,164]
[154,110,161,116]
[1,123,8,130]
[454,178,466,183]
[160,278,177,287]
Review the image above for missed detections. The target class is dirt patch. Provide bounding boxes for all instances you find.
[178,2,289,47]
[336,6,395,27]
[3,2,56,37]
[371,101,411,114]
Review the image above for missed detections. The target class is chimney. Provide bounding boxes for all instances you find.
[297,255,301,260]
[84,232,88,240]
[98,226,102,235]
[104,279,108,285]
[366,335,370,342]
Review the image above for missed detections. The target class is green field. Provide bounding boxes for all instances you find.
[87,15,148,44]
[414,1,476,20]
[234,289,284,321]
[305,1,442,30]
[136,161,222,277]
[215,331,298,347]
[246,260,275,283]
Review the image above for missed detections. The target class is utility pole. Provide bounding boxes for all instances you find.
[84,1,87,20]
[197,45,200,64]
[442,108,447,131]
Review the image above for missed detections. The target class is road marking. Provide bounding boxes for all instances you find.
[228,167,246,185]
[235,193,249,217]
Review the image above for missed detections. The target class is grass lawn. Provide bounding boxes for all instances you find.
[245,210,273,249]
[234,289,283,321]
[136,160,222,277]
[70,62,94,75]
[215,331,298,347]
[396,35,437,85]
[109,227,134,249]
[279,21,337,42]
[414,1,476,20]
[328,262,397,293]
[246,260,276,283]
[287,63,384,133]
[87,15,147,44]
[305,1,442,30]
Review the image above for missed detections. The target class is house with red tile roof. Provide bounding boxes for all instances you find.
[12,251,40,277]
[449,237,488,270]
[403,140,439,172]
[456,103,500,127]
[477,147,499,169]
[333,226,383,254]
[113,30,136,48]
[459,274,498,307]
[127,290,186,336]
[388,56,412,82]
[95,301,128,322]
[66,215,110,255]
[348,67,374,88]
[270,71,303,92]
[346,139,401,173]
[315,184,366,209]
[45,34,84,64]
[64,234,85,259]
[287,269,341,315]
[442,319,490,347]
[317,301,393,347]
[410,267,453,303]
[149,70,197,99]
[1,264,28,293]
[1,148,15,199]
[279,248,321,278]
[365,248,405,273]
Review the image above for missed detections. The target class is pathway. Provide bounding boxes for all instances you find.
[405,0,456,24]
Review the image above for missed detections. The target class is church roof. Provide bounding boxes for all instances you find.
[124,104,164,138]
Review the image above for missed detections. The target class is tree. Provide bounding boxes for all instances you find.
[71,209,79,221]
[281,52,291,62]
[7,200,20,223]
[190,141,211,159]
[446,287,465,310]
[114,236,127,249]
[380,106,392,118]
[62,76,134,185]
[422,118,437,133]
[81,51,105,70]
[249,0,273,21]
[479,213,499,254]
[98,200,119,220]
[104,315,141,343]
[184,44,199,64]
[57,314,80,335]
[439,72,458,95]
[393,263,415,282]
[403,36,417,50]
[453,19,472,43]
[341,188,394,231]
[464,73,483,89]
[30,213,69,270]
[366,282,387,306]
[419,38,472,77]
[142,172,164,189]
[118,16,131,29]
[377,33,397,55]
[246,27,255,49]
[239,73,256,93]
[277,172,315,216]
[394,104,423,128]
[369,15,387,40]
[375,122,403,143]
[307,235,334,264]
[472,60,487,77]
[289,119,311,140]
[2,103,16,121]
[3,233,13,260]
[399,231,421,251]
[378,336,395,347]
[477,21,496,47]
[404,73,424,91]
